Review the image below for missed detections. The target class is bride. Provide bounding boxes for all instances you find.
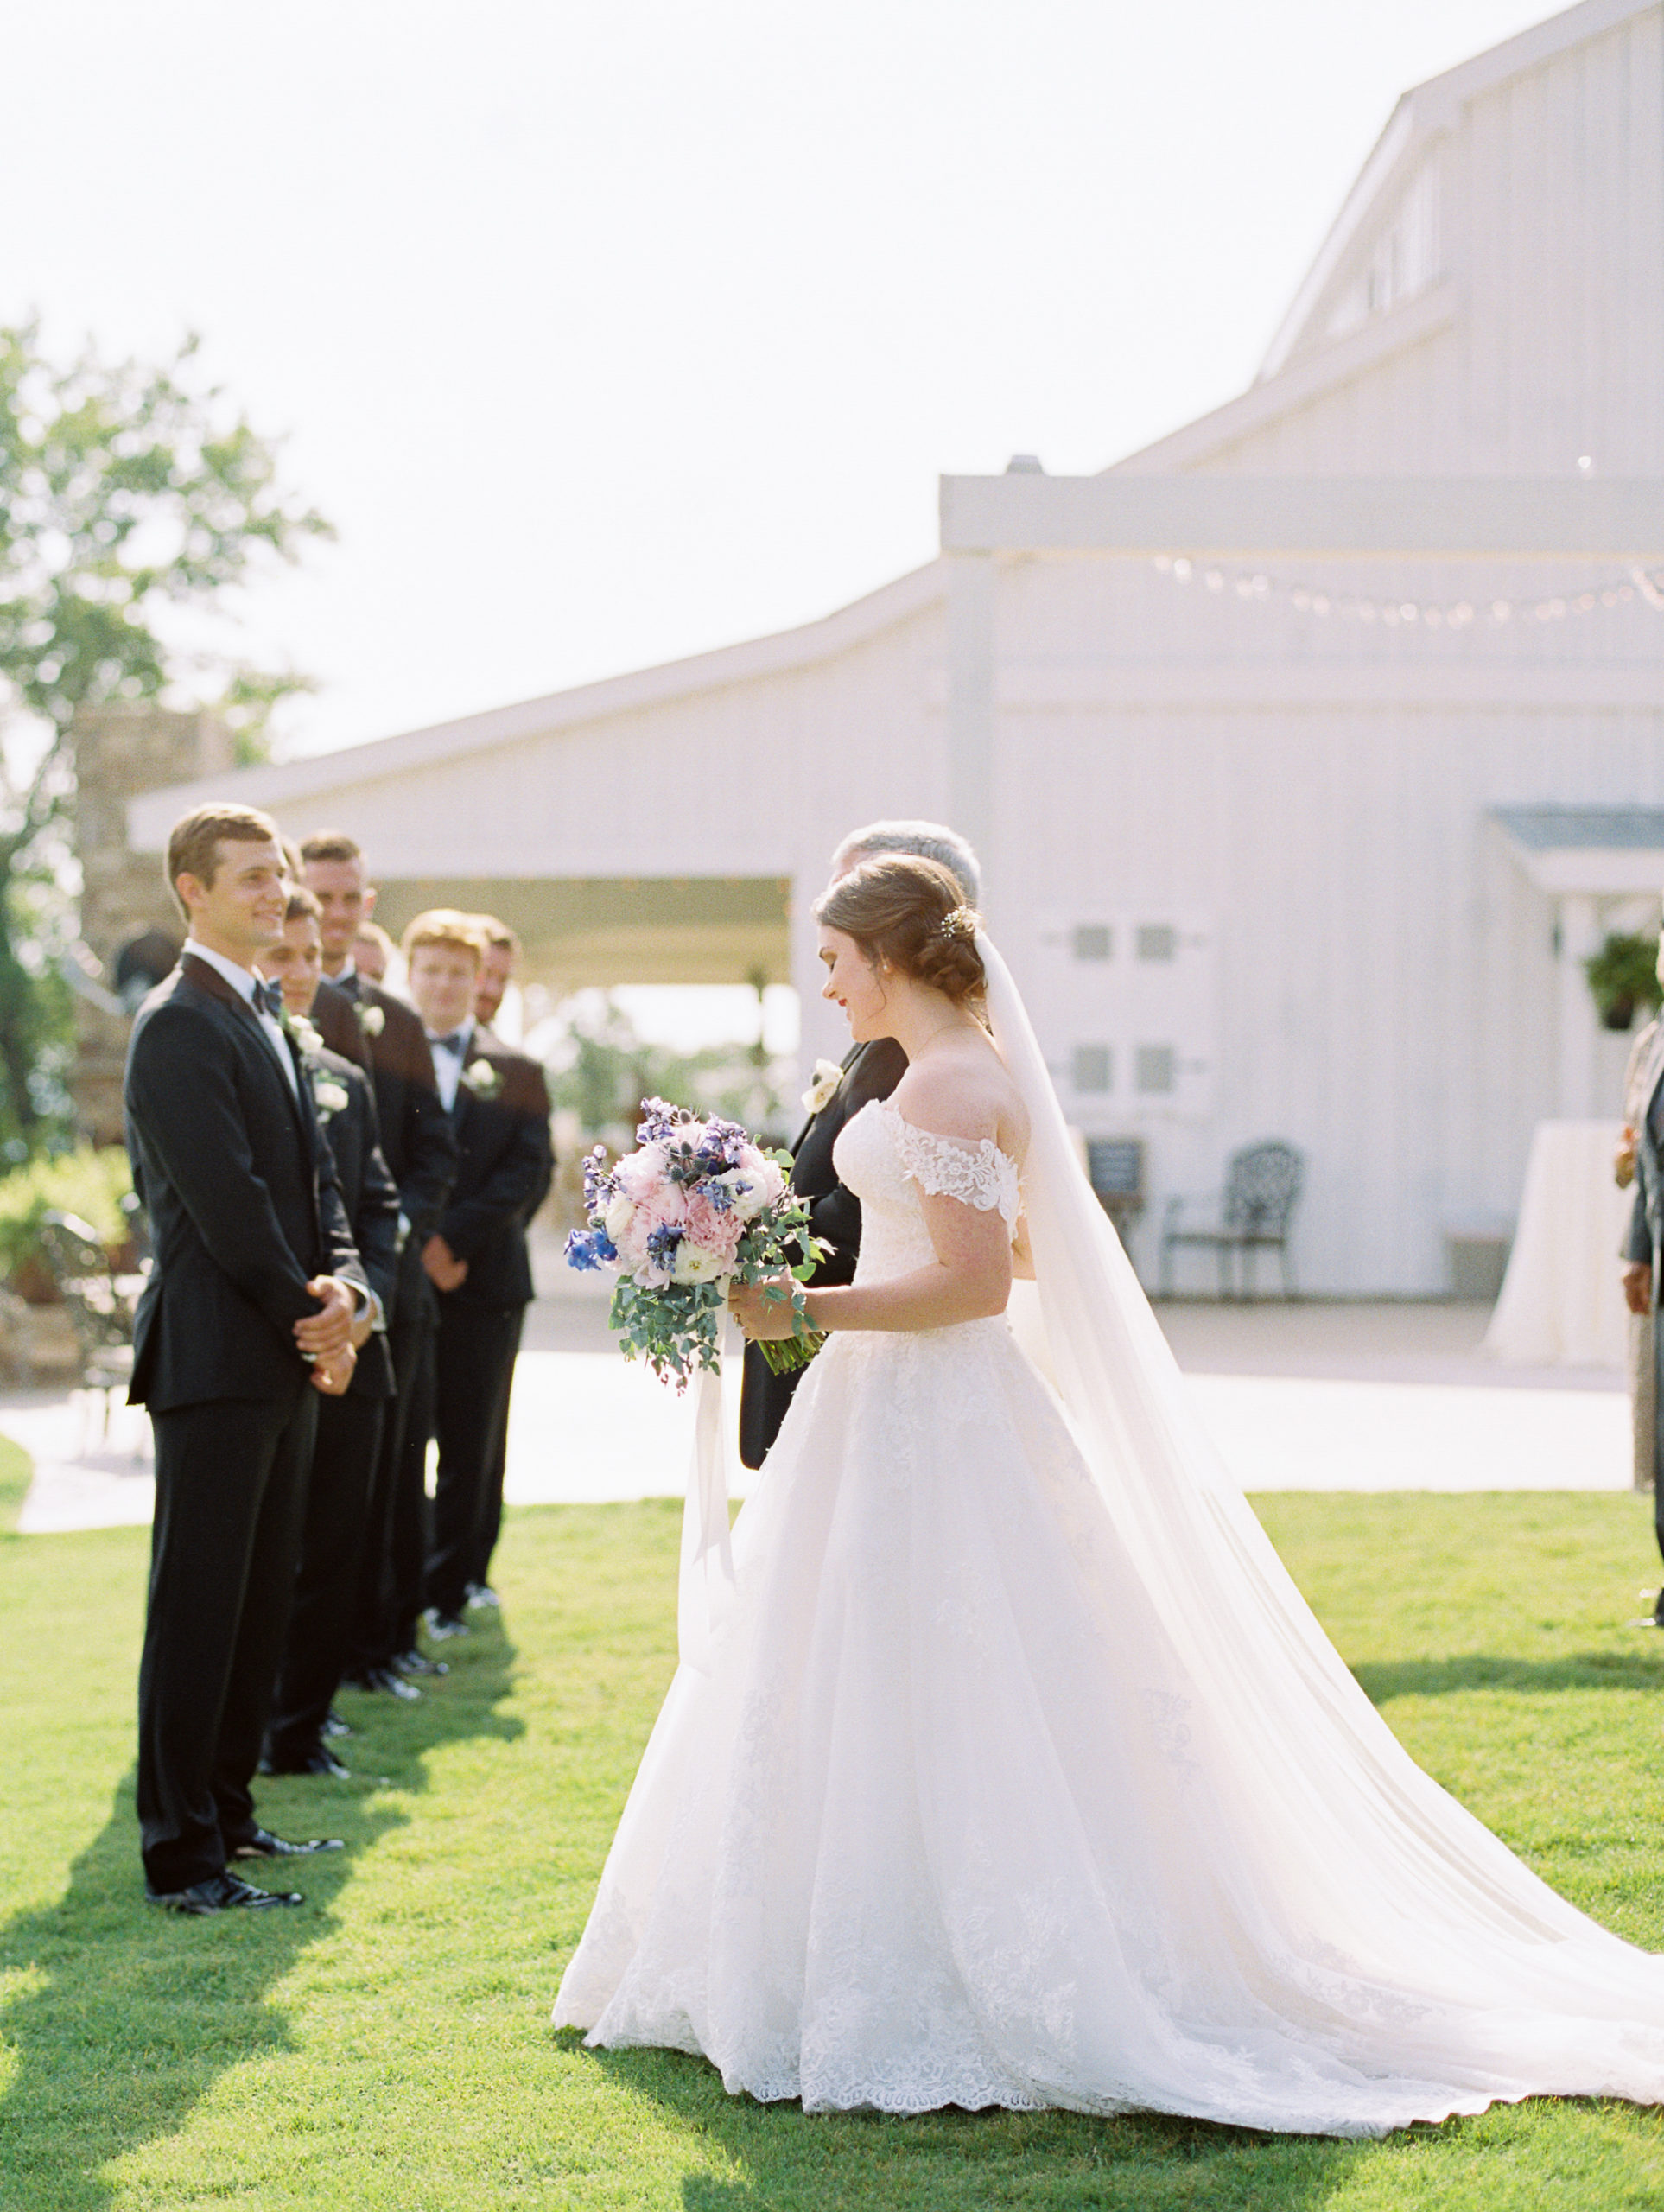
[553,855,1664,2133]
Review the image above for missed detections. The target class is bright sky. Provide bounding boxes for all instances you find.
[4,1,1562,762]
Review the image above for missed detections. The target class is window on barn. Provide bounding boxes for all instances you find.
[1135,1046,1176,1095]
[1072,925,1112,962]
[1135,925,1177,962]
[1072,1045,1113,1093]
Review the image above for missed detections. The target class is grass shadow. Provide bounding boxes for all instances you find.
[575,2039,1364,2211]
[1352,1649,1664,1703]
[0,1610,521,2210]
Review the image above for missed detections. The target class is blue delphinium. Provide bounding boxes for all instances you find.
[565,1227,618,1272]
[636,1097,683,1146]
[645,1223,682,1270]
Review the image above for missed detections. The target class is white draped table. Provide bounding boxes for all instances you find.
[1483,1119,1633,1369]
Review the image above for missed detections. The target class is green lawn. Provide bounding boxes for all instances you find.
[3,1487,1664,2209]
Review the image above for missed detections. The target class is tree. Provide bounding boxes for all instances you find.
[0,320,331,1152]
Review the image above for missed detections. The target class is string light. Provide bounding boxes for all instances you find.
[1150,551,1655,626]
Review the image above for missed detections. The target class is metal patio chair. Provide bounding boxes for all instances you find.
[1159,1141,1305,1300]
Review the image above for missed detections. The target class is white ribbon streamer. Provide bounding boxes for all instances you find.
[677,1332,735,1672]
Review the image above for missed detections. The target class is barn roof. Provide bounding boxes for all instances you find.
[1107,0,1660,478]
[1492,804,1664,893]
[1495,804,1664,850]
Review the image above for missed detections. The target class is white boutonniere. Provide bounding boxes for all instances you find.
[464,1058,503,1099]
[278,1007,323,1058]
[357,1001,385,1038]
[801,1058,844,1116]
[312,1076,351,1117]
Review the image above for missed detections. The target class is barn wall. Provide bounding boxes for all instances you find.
[986,551,1664,1293]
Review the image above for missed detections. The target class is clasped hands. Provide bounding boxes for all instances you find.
[294,1275,372,1395]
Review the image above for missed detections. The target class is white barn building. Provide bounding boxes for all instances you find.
[130,0,1664,1294]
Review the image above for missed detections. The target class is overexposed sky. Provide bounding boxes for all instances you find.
[6,1,1560,759]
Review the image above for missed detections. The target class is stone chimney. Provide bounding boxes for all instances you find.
[72,706,233,1145]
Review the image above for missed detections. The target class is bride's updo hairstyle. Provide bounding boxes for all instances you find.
[815,855,986,1007]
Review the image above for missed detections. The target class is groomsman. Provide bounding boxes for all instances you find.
[260,888,401,1776]
[298,830,457,1694]
[126,804,370,1913]
[400,912,551,1636]
[737,820,981,1468]
[466,917,554,1603]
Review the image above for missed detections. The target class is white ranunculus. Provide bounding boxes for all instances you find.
[715,1165,775,1222]
[357,1002,385,1037]
[671,1239,726,1285]
[603,1193,636,1243]
[313,1079,350,1116]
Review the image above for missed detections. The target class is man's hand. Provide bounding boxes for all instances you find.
[1623,1261,1653,1316]
[1616,1123,1638,1191]
[295,1275,357,1360]
[310,1344,357,1395]
[422,1234,468,1293]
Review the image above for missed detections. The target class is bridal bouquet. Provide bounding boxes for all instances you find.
[566,1100,826,1389]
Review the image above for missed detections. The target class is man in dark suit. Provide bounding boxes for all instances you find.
[401,911,551,1635]
[463,915,554,1605]
[260,888,402,1777]
[125,804,372,1914]
[299,830,458,1695]
[738,820,981,1469]
[1621,969,1664,1623]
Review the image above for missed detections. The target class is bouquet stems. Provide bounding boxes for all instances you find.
[759,1328,826,1376]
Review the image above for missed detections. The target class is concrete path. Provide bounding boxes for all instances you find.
[11,1295,1633,1534]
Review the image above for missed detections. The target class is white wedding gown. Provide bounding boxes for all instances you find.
[554,946,1664,2133]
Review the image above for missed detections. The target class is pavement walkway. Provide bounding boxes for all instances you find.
[11,1292,1635,1535]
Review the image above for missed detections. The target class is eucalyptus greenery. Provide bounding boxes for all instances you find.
[0,320,331,1153]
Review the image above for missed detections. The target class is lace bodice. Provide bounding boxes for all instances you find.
[833,1098,1020,1287]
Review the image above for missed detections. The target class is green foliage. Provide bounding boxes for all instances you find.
[549,994,789,1144]
[3,1493,1664,2207]
[1584,931,1663,1029]
[0,1143,131,1286]
[0,319,331,1152]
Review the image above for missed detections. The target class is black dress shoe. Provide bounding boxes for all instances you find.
[423,1611,470,1642]
[259,1750,352,1781]
[146,1871,303,1913]
[321,1708,352,1739]
[231,1827,344,1859]
[343,1665,421,1701]
[391,1648,448,1678]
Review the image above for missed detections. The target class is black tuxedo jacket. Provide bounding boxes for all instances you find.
[437,1030,552,1312]
[307,1044,399,1400]
[1624,1022,1664,1279]
[124,956,365,1413]
[737,1035,908,1467]
[320,973,457,1245]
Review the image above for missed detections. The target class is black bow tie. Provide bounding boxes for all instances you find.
[257,978,286,1020]
[430,1031,467,1058]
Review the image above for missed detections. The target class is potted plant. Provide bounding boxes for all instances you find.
[1584,931,1664,1033]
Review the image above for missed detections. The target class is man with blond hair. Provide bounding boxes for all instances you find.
[125,804,372,1913]
[402,910,551,1635]
[464,914,553,1604]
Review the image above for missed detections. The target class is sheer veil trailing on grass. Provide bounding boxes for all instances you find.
[554,933,1664,2133]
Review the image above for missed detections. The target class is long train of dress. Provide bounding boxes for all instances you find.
[554,1086,1664,2132]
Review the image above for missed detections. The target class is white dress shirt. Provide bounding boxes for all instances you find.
[425,1019,474,1113]
[186,938,299,1101]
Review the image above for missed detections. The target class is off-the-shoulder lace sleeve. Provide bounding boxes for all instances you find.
[883,1104,1022,1226]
